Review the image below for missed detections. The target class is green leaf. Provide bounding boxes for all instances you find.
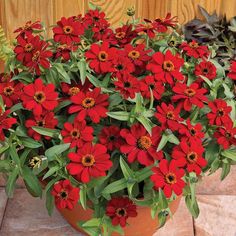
[43,166,61,180]
[185,195,199,218]
[78,59,87,85]
[157,211,167,228]
[22,166,42,197]
[86,73,102,87]
[221,162,231,181]
[167,133,180,145]
[82,218,101,227]
[9,145,21,167]
[136,115,154,135]
[21,137,42,148]
[157,133,168,152]
[54,100,71,113]
[108,93,123,108]
[46,190,54,216]
[107,111,130,121]
[210,158,220,173]
[221,149,236,161]
[0,144,9,155]
[158,189,168,209]
[0,159,12,172]
[53,63,71,83]
[102,178,127,195]
[15,126,28,137]
[136,166,153,182]
[45,143,70,161]
[32,126,60,138]
[80,186,87,210]
[5,168,19,197]
[119,157,134,180]
[10,103,23,113]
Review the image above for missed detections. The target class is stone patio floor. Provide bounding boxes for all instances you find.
[0,167,236,236]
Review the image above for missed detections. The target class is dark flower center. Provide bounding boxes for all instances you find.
[190,128,196,136]
[163,60,174,72]
[116,208,127,217]
[166,111,175,120]
[165,173,177,184]
[149,84,155,89]
[128,50,140,59]
[117,64,124,70]
[124,82,131,88]
[37,120,45,127]
[3,86,14,96]
[115,32,126,39]
[109,135,115,141]
[60,190,68,199]
[82,154,95,167]
[168,40,176,47]
[63,25,73,34]
[24,43,34,52]
[202,68,209,74]
[217,109,224,117]
[69,87,80,96]
[82,97,95,108]
[32,51,40,62]
[225,132,231,138]
[187,151,198,163]
[70,129,80,138]
[137,135,152,150]
[34,91,46,103]
[184,88,196,97]
[98,51,108,62]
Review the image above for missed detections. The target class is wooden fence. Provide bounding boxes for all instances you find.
[0,0,236,40]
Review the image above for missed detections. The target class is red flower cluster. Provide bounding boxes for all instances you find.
[228,61,236,80]
[51,180,80,210]
[106,197,137,227]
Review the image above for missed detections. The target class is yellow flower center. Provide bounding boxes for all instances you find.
[184,88,196,97]
[166,111,175,120]
[98,51,108,62]
[63,25,73,34]
[186,151,198,163]
[165,173,177,184]
[82,97,95,108]
[69,87,80,96]
[70,129,80,138]
[3,86,14,96]
[34,91,46,103]
[189,42,199,48]
[115,32,126,39]
[128,50,140,59]
[24,43,34,52]
[116,208,127,217]
[163,60,175,72]
[137,136,152,150]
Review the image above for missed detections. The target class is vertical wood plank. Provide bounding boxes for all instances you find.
[84,0,138,27]
[52,0,85,22]
[2,0,54,39]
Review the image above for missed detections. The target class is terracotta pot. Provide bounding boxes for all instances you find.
[57,196,181,236]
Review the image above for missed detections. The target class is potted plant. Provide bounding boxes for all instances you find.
[0,5,235,236]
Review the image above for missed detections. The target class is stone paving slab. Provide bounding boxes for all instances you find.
[194,195,236,236]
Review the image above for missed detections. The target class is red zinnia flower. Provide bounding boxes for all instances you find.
[140,75,165,100]
[179,119,205,143]
[106,197,137,227]
[68,87,109,123]
[99,126,124,151]
[53,16,84,45]
[0,109,17,141]
[172,141,207,175]
[136,19,157,38]
[51,179,80,210]
[172,82,208,111]
[14,34,35,65]
[67,143,112,183]
[155,103,183,131]
[111,24,137,46]
[228,61,236,80]
[0,81,23,107]
[214,122,236,149]
[154,13,178,32]
[114,74,140,99]
[180,40,209,59]
[147,50,184,85]
[112,54,135,78]
[25,112,58,140]
[85,42,116,74]
[194,61,217,80]
[120,124,163,166]
[61,80,93,98]
[151,159,185,198]
[207,99,232,126]
[54,44,77,61]
[61,120,93,148]
[26,37,53,75]
[14,20,42,37]
[21,78,58,116]
[123,44,151,71]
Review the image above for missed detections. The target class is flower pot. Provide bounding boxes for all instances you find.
[57,196,181,236]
